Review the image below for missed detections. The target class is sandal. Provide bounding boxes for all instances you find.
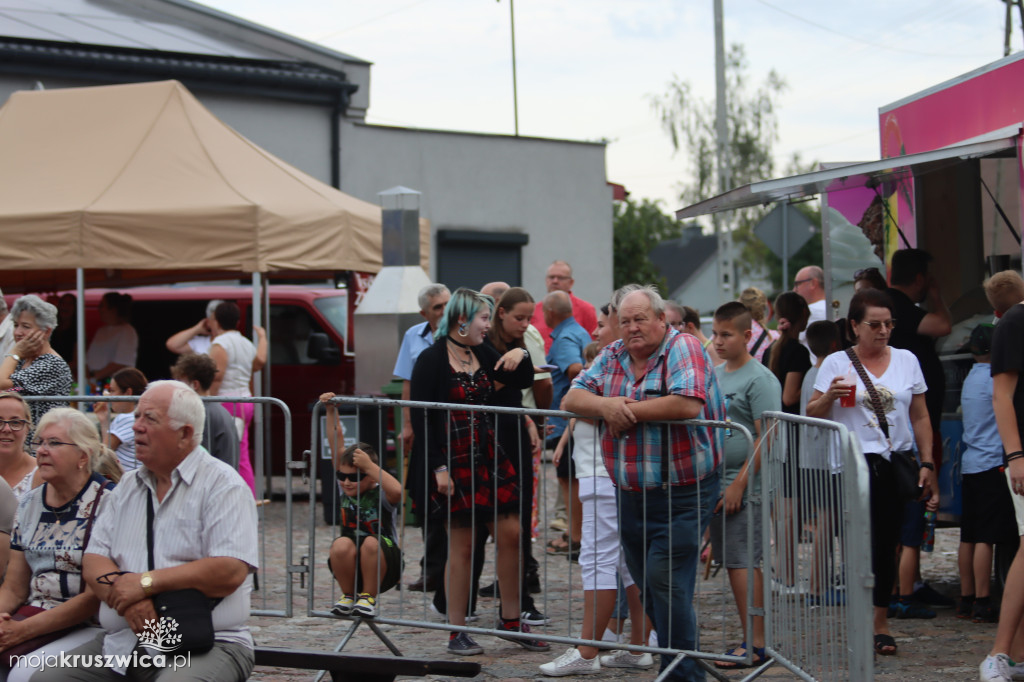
[714,642,768,669]
[874,633,897,656]
[546,533,571,554]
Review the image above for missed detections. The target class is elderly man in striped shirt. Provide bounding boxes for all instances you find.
[565,286,725,682]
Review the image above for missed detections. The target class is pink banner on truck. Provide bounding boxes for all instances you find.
[878,52,1024,260]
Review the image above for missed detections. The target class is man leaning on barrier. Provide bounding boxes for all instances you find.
[564,286,725,682]
[33,380,259,681]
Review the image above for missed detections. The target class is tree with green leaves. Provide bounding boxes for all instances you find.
[613,197,682,291]
[653,43,813,293]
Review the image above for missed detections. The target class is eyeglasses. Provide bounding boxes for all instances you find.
[545,274,571,281]
[853,267,881,280]
[793,278,812,287]
[860,319,896,331]
[30,439,77,453]
[0,419,28,431]
[96,570,129,586]
[336,471,361,482]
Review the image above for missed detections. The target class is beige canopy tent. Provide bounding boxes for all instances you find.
[0,79,429,292]
[0,78,430,406]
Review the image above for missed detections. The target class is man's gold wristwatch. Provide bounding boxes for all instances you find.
[140,572,154,596]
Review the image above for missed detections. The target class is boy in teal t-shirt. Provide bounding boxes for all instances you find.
[710,301,781,669]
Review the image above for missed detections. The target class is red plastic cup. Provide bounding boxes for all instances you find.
[838,373,857,408]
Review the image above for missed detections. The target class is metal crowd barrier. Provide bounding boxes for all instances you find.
[310,396,776,680]
[24,394,295,618]
[761,411,873,681]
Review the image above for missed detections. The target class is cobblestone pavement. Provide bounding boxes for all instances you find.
[247,469,993,681]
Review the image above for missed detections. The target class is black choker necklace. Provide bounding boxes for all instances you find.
[447,336,472,350]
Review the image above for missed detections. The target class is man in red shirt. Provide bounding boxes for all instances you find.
[532,260,597,353]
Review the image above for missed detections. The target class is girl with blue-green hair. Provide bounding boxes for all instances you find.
[434,288,493,341]
[410,287,548,655]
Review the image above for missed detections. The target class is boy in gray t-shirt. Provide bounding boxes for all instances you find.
[710,302,781,670]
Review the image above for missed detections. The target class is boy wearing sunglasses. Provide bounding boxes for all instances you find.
[319,393,403,618]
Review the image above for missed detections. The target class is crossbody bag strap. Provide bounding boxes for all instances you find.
[146,490,155,572]
[750,328,769,355]
[844,347,890,441]
[661,351,670,490]
[79,484,105,593]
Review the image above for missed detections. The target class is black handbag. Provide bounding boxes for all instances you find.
[845,348,921,501]
[145,492,219,654]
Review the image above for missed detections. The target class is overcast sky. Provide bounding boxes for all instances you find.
[200,0,1014,212]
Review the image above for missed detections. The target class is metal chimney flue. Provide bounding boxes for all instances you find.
[354,187,433,395]
[381,185,422,267]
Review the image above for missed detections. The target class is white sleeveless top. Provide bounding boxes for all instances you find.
[212,330,256,397]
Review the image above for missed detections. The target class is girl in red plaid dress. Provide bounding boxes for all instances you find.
[410,288,548,655]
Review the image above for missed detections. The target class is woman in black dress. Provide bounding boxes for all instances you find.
[410,288,548,656]
[486,287,545,623]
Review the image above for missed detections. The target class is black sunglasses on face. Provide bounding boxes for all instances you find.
[336,471,361,482]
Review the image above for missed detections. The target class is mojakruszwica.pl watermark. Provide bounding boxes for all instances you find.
[12,650,192,673]
[12,616,191,673]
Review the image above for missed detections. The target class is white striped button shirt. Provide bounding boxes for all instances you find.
[86,446,259,667]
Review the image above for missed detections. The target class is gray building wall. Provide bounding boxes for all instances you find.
[339,122,613,306]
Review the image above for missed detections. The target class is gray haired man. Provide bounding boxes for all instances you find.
[40,380,258,681]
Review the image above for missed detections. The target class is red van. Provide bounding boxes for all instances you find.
[19,283,362,477]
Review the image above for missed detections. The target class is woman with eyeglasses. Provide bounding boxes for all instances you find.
[0,408,115,680]
[0,393,41,500]
[0,296,72,434]
[806,288,937,656]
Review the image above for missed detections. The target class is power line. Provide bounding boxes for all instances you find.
[750,0,992,58]
[313,0,432,42]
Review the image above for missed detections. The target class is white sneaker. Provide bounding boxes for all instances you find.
[601,628,625,643]
[981,654,1014,682]
[600,649,655,669]
[539,647,601,676]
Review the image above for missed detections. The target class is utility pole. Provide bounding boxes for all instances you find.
[713,0,733,300]
[1004,0,1024,56]
[501,0,520,136]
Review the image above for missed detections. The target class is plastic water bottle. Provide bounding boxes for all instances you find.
[922,510,936,553]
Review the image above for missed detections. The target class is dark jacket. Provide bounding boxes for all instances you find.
[407,336,533,515]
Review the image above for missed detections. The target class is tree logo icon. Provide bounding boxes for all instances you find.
[137,617,183,652]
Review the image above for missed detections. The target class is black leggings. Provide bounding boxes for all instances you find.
[867,454,901,608]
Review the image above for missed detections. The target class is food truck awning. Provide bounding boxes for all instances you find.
[675,130,1019,219]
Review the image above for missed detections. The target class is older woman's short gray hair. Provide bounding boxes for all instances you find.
[11,295,58,332]
[617,284,665,317]
[148,380,205,448]
[36,407,103,471]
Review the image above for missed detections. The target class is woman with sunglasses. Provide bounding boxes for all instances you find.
[806,288,937,656]
[409,288,547,656]
[0,408,115,680]
[0,393,41,500]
